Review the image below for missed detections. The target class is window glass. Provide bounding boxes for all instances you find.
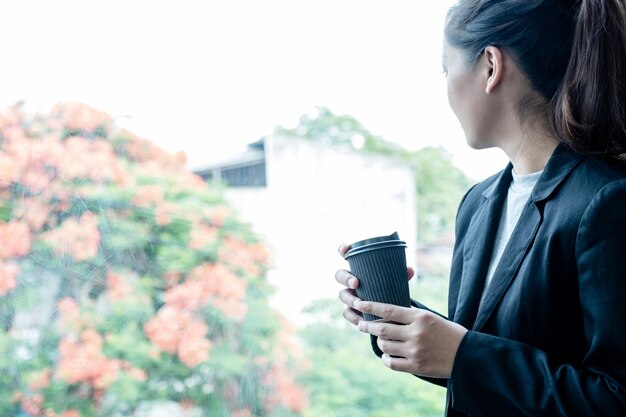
[0,2,508,417]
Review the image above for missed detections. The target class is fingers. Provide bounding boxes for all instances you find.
[357,320,406,341]
[342,306,363,326]
[381,354,413,373]
[335,269,358,289]
[338,244,351,258]
[376,338,405,357]
[354,301,413,324]
[336,264,362,326]
[339,288,361,308]
[407,266,415,281]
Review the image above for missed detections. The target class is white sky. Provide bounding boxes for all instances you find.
[1,0,508,180]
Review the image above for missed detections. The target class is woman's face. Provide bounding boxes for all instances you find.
[442,41,497,149]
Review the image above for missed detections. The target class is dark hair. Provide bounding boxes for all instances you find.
[445,0,626,159]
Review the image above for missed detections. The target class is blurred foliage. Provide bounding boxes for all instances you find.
[411,273,450,318]
[0,103,306,417]
[275,106,473,244]
[299,299,446,417]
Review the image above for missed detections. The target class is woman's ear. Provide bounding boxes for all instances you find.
[483,46,504,94]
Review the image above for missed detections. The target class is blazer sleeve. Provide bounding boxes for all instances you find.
[448,180,626,417]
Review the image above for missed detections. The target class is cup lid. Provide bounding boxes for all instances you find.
[345,232,406,259]
[350,232,401,249]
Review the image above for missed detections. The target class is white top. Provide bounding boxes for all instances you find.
[482,169,543,298]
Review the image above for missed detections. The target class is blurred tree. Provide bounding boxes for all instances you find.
[0,102,306,417]
[275,107,473,245]
[412,148,473,244]
[299,299,445,417]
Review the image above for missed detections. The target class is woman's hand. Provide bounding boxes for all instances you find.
[335,244,415,327]
[354,301,468,378]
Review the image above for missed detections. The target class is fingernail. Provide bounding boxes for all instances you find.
[348,278,357,288]
[357,321,364,331]
[354,300,362,309]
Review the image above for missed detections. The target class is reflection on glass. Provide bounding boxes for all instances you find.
[0,103,305,417]
[1,100,457,417]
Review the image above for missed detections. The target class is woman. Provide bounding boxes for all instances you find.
[335,1,626,416]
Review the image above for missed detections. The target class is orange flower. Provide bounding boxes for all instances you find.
[155,201,177,226]
[178,334,211,367]
[92,358,121,390]
[27,368,51,391]
[21,393,44,416]
[188,223,219,250]
[0,152,22,186]
[144,306,212,367]
[36,133,65,168]
[3,125,26,142]
[262,365,307,413]
[41,212,100,262]
[38,182,71,207]
[164,279,206,310]
[218,237,269,277]
[0,261,19,296]
[163,271,182,287]
[202,205,231,227]
[0,104,24,130]
[0,133,64,193]
[172,172,206,192]
[126,367,148,382]
[14,198,50,231]
[44,410,79,417]
[21,170,54,193]
[58,136,121,183]
[165,263,247,319]
[0,221,31,259]
[57,329,120,389]
[57,335,98,385]
[57,297,80,330]
[106,271,131,302]
[122,133,186,171]
[51,102,112,133]
[132,185,164,207]
[144,306,187,354]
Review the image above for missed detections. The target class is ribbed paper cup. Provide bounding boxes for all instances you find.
[345,232,410,321]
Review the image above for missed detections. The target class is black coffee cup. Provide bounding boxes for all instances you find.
[345,232,410,321]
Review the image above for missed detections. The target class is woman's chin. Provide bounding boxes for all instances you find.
[465,136,485,150]
[465,135,496,151]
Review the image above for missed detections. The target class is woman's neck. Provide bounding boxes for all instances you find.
[499,121,560,174]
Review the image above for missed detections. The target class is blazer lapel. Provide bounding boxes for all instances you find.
[453,167,511,329]
[472,202,541,330]
[472,143,584,331]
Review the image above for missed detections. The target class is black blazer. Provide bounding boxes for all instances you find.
[442,143,626,417]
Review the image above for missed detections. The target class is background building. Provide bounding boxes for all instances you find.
[196,135,417,323]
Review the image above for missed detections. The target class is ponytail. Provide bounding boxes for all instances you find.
[551,0,626,159]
